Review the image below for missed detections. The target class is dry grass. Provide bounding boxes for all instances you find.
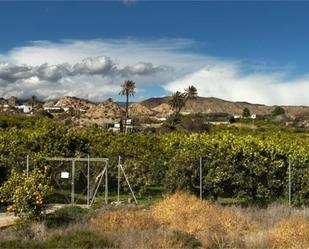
[2,193,309,249]
[271,217,309,249]
[90,207,198,248]
[152,192,254,248]
[90,193,309,249]
[90,208,159,231]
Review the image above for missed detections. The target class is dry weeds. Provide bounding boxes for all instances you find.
[2,193,309,249]
[90,208,159,231]
[152,192,254,248]
[271,217,309,249]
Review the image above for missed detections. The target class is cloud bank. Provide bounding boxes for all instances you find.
[0,38,308,105]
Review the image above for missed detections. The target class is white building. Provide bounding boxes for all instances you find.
[44,106,70,112]
[15,105,32,113]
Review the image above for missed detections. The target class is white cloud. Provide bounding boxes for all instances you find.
[164,63,309,105]
[0,38,308,105]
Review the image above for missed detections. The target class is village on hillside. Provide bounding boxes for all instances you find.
[1,90,309,131]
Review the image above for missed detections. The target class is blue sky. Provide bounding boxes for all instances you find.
[0,1,309,105]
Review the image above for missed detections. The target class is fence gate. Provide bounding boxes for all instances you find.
[45,157,108,207]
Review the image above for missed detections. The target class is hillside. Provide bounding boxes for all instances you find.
[152,103,173,116]
[53,96,96,110]
[2,95,309,120]
[77,99,125,126]
[142,96,309,117]
[128,103,155,116]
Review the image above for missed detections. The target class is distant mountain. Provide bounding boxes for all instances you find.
[141,96,309,117]
[2,95,309,119]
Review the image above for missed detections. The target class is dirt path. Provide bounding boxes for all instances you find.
[0,212,17,229]
[0,204,88,229]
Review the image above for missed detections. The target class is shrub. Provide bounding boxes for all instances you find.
[44,206,90,228]
[0,169,52,221]
[271,217,309,249]
[91,208,158,231]
[152,192,253,248]
[272,106,286,116]
[243,108,251,118]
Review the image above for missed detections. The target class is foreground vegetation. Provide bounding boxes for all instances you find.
[1,193,309,249]
[0,114,308,248]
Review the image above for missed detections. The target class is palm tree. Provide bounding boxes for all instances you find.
[169,91,186,116]
[30,95,37,108]
[184,85,198,100]
[169,85,198,116]
[119,80,136,121]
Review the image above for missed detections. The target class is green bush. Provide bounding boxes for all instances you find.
[272,106,286,116]
[242,107,251,118]
[45,206,90,228]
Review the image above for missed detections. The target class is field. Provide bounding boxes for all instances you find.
[0,115,309,248]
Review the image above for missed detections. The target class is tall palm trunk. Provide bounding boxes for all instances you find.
[126,93,129,121]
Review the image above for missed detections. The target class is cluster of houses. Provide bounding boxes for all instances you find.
[0,100,86,115]
[43,105,87,114]
[0,104,33,113]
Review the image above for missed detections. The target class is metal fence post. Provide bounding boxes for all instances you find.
[87,155,90,207]
[200,157,202,200]
[26,155,29,178]
[105,161,108,204]
[71,159,75,205]
[118,156,121,202]
[288,159,291,208]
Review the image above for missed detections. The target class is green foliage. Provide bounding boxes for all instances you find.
[242,107,251,118]
[169,85,198,116]
[0,169,52,220]
[162,115,209,133]
[161,132,309,205]
[0,115,308,206]
[169,91,186,116]
[44,206,90,228]
[272,106,286,116]
[0,230,116,249]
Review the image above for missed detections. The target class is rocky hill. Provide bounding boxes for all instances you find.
[76,99,125,126]
[128,103,155,116]
[53,96,96,110]
[142,96,309,118]
[152,103,173,116]
[2,95,309,121]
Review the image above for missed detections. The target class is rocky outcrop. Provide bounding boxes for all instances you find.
[128,103,155,116]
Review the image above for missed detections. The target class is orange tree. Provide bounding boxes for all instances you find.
[0,168,52,221]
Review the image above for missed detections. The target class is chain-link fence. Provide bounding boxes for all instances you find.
[1,155,308,207]
[0,156,109,207]
[164,157,309,206]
